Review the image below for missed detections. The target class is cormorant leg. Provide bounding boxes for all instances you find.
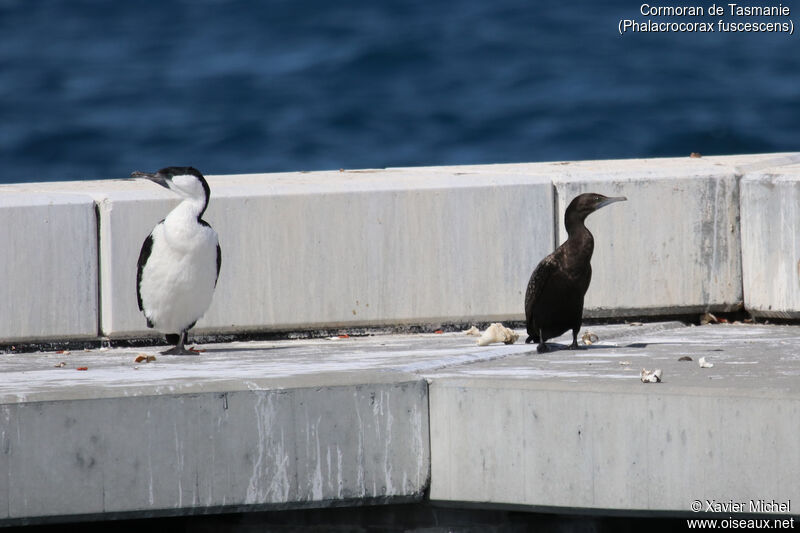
[536,342,549,353]
[536,329,549,353]
[568,328,580,350]
[162,330,199,356]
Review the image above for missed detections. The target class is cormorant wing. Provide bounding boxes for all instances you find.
[136,231,155,312]
[197,219,221,287]
[215,242,222,287]
[525,253,559,320]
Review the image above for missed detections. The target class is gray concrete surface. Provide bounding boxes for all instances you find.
[427,322,800,514]
[741,162,800,318]
[0,192,98,342]
[554,168,741,316]
[1,321,799,523]
[4,152,800,344]
[397,153,799,316]
[6,170,554,338]
[0,341,433,522]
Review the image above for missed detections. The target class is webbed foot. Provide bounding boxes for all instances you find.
[161,346,200,356]
[536,342,549,353]
[161,330,199,355]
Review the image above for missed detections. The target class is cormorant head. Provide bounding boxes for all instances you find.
[566,192,627,221]
[132,166,211,216]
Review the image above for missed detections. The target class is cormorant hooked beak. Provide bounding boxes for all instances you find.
[131,170,170,190]
[596,196,627,209]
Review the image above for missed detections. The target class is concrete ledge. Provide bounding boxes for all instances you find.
[553,161,742,316]
[1,323,798,523]
[3,152,800,343]
[398,154,797,316]
[11,171,554,337]
[741,161,800,318]
[0,370,429,522]
[426,323,800,513]
[0,192,98,342]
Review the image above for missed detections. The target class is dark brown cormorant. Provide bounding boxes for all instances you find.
[525,193,626,353]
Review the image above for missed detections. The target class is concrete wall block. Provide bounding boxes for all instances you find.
[0,406,10,520]
[399,154,798,316]
[553,166,742,316]
[24,171,553,336]
[429,380,799,512]
[0,193,98,342]
[3,380,428,521]
[4,152,796,339]
[197,175,553,333]
[741,166,800,317]
[97,193,182,336]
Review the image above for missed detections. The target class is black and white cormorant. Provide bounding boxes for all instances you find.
[525,192,626,353]
[133,166,221,355]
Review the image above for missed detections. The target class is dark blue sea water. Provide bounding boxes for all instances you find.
[0,0,798,183]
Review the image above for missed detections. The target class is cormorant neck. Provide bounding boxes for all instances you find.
[564,211,595,264]
[564,211,590,239]
[167,196,207,224]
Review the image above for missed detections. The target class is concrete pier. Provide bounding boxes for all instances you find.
[3,152,800,343]
[2,154,800,526]
[0,322,798,524]
[428,323,799,513]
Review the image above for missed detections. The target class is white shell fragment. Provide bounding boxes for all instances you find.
[640,368,663,383]
[476,323,520,346]
[581,331,599,345]
[463,326,480,336]
[698,356,714,368]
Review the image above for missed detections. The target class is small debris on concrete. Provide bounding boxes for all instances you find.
[581,331,599,345]
[76,367,88,371]
[619,361,631,366]
[463,326,480,336]
[640,368,662,383]
[690,152,702,158]
[134,354,157,363]
[55,350,70,355]
[628,322,644,326]
[54,361,66,368]
[700,312,718,325]
[678,356,693,361]
[433,329,444,334]
[698,356,714,368]
[477,323,519,346]
[700,312,729,325]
